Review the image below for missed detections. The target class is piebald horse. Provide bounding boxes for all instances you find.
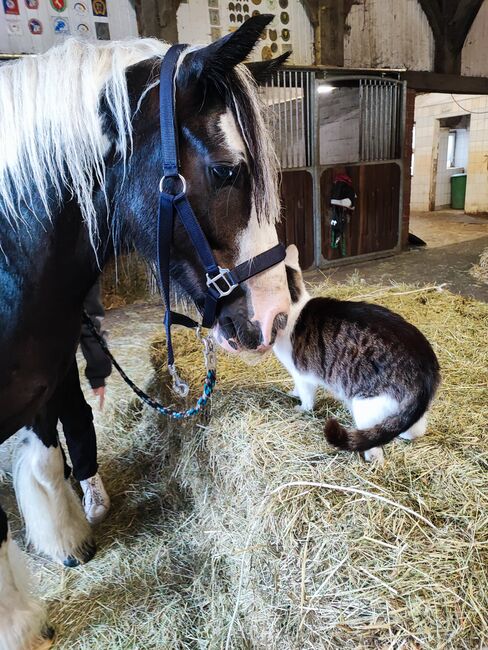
[0,16,290,649]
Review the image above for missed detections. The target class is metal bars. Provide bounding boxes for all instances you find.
[263,69,309,169]
[359,78,402,161]
[264,71,403,168]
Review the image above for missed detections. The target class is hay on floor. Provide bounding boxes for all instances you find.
[20,280,488,649]
[471,247,488,285]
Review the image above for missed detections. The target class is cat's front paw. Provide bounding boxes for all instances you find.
[287,387,300,398]
[294,404,313,413]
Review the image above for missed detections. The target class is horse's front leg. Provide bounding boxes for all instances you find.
[0,501,55,650]
[13,402,96,567]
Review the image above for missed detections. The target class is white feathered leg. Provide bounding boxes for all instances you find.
[0,532,54,650]
[13,428,95,567]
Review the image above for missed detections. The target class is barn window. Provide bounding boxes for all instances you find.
[447,131,456,169]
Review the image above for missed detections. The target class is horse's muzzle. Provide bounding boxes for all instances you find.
[213,290,289,354]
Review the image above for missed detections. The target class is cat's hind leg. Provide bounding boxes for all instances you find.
[399,414,428,441]
[363,447,384,463]
[351,394,399,464]
[294,376,317,412]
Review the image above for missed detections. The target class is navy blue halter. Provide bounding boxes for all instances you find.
[157,44,286,374]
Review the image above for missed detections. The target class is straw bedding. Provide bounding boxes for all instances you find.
[13,280,488,649]
[471,247,488,285]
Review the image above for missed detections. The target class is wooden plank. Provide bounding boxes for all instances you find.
[279,171,314,269]
[319,0,345,67]
[402,70,488,94]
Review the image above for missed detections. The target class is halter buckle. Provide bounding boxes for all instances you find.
[206,267,238,298]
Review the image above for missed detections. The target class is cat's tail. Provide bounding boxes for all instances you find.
[324,387,435,452]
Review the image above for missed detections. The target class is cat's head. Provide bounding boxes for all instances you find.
[285,244,306,304]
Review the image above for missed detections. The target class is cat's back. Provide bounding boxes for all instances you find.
[292,296,438,377]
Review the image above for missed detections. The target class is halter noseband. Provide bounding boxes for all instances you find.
[157,44,286,389]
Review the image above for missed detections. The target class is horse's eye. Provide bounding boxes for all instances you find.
[210,164,240,186]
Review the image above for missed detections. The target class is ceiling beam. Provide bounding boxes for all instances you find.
[418,0,484,73]
[402,69,488,94]
[300,0,319,26]
[450,0,485,53]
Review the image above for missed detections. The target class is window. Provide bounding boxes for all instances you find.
[447,131,456,168]
[411,123,415,176]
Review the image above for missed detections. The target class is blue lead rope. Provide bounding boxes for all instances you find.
[82,311,216,419]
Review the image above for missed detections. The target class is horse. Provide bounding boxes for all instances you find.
[0,16,291,650]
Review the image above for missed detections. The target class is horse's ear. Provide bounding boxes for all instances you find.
[184,14,274,81]
[247,51,292,84]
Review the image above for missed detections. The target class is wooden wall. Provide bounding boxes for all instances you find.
[278,164,401,268]
[344,0,434,71]
[462,0,488,77]
[320,164,400,262]
[278,171,315,269]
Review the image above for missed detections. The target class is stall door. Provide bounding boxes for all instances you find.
[321,163,400,261]
[278,170,314,269]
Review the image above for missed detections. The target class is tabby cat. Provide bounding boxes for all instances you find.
[273,245,440,462]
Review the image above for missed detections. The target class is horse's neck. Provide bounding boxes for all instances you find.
[0,189,113,436]
[0,198,105,328]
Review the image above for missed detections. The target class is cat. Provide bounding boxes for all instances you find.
[273,245,440,463]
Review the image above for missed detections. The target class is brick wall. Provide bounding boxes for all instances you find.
[411,93,488,214]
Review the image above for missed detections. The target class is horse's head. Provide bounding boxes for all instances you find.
[122,16,290,354]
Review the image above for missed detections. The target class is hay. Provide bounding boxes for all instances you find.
[10,279,487,649]
[101,253,156,309]
[471,247,488,285]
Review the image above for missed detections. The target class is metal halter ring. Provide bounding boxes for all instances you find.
[159,173,187,196]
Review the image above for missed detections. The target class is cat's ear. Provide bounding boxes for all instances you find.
[285,244,300,270]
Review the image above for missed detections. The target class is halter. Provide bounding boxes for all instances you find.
[157,44,286,396]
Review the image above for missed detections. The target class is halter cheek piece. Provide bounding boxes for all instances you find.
[157,44,285,395]
[86,44,286,418]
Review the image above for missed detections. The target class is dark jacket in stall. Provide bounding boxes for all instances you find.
[80,280,112,390]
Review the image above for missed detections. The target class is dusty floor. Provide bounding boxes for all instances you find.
[315,210,488,302]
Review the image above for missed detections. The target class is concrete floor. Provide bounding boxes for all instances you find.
[314,210,488,302]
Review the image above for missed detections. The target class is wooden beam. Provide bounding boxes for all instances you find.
[450,0,485,53]
[134,0,180,42]
[417,0,443,41]
[402,70,488,94]
[417,0,484,74]
[319,0,345,66]
[300,0,319,26]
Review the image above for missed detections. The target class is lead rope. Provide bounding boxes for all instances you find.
[82,312,216,419]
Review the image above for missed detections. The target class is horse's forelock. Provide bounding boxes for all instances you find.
[178,46,280,226]
[229,64,281,226]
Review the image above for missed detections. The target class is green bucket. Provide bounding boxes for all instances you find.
[451,173,467,210]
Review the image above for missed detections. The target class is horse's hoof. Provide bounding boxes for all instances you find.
[63,539,96,567]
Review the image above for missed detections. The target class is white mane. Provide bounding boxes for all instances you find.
[0,38,168,246]
[0,36,279,251]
